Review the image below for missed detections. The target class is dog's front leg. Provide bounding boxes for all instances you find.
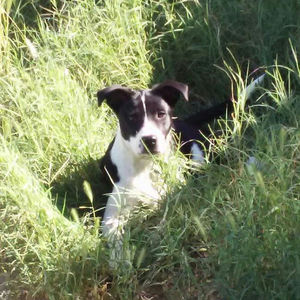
[102,193,130,268]
[102,194,124,237]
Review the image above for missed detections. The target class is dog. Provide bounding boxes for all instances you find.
[97,75,265,239]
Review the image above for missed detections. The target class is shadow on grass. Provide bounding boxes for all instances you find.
[50,158,110,220]
[9,1,65,28]
[147,0,300,108]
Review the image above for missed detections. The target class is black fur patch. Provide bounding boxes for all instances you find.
[99,139,120,189]
[117,93,145,140]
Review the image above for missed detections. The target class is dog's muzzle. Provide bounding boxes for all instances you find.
[141,135,158,154]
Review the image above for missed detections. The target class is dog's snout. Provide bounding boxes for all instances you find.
[142,135,157,147]
[141,135,157,153]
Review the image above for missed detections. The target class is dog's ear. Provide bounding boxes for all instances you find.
[97,85,134,113]
[151,80,188,107]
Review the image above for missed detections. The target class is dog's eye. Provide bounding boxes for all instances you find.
[157,111,166,119]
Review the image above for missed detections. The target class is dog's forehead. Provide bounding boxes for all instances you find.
[122,90,170,112]
[143,90,170,110]
[119,91,143,111]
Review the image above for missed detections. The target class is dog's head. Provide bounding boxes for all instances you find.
[97,80,188,156]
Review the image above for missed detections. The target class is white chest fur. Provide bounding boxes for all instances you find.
[102,128,159,236]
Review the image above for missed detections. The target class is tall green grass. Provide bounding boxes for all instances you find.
[1,0,300,299]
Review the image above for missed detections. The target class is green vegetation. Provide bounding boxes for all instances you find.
[1,0,300,299]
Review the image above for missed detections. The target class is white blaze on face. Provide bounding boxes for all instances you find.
[123,91,171,156]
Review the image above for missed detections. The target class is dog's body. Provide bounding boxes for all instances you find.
[98,81,192,236]
[97,76,264,238]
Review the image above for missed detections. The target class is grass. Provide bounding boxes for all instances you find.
[1,0,300,299]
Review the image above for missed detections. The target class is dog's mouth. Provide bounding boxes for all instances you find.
[140,148,161,155]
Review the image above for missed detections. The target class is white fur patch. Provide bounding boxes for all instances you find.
[241,74,265,99]
[102,128,159,237]
[191,143,205,163]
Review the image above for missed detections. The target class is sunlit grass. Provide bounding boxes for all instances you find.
[1,0,300,299]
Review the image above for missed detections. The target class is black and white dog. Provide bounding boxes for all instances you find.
[97,76,264,238]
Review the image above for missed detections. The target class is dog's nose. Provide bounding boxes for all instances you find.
[141,135,157,153]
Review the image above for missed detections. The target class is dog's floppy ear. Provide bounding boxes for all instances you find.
[97,85,134,113]
[151,80,188,107]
